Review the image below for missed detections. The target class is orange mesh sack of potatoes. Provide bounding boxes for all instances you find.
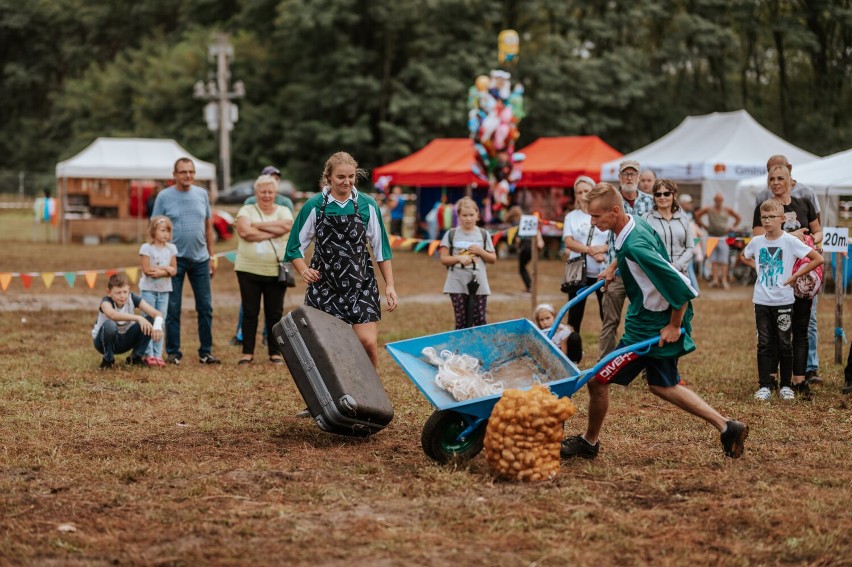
[483,385,576,481]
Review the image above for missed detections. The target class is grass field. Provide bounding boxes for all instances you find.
[1,237,850,566]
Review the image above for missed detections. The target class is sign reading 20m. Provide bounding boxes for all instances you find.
[822,227,849,253]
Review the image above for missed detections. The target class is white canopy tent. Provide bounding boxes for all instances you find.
[56,137,216,180]
[735,148,852,227]
[55,138,217,243]
[601,110,819,226]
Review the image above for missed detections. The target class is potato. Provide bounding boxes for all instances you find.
[484,386,577,482]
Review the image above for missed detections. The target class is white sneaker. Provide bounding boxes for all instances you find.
[754,387,772,401]
[779,387,795,401]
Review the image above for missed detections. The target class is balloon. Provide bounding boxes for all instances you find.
[467,85,480,110]
[479,112,500,142]
[475,75,490,92]
[468,109,481,135]
[494,123,510,150]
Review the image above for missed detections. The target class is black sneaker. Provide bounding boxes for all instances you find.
[805,370,823,385]
[199,353,221,365]
[166,353,181,366]
[843,381,852,395]
[560,435,600,459]
[792,380,813,400]
[720,420,748,458]
[99,358,115,370]
[125,355,146,366]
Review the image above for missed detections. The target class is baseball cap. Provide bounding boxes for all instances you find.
[261,166,280,176]
[678,194,693,204]
[619,159,640,173]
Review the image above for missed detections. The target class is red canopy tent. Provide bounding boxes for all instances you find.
[516,136,622,188]
[371,139,487,187]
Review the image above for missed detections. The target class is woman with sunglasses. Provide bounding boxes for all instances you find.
[643,179,696,282]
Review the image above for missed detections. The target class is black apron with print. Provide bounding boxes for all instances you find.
[305,192,381,324]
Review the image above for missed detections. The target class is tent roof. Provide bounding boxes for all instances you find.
[372,139,485,187]
[737,148,852,196]
[601,110,819,182]
[55,137,216,180]
[517,136,623,187]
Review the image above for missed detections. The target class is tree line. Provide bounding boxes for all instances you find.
[1,0,850,192]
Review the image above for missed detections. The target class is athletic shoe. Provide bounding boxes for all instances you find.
[126,355,146,366]
[720,420,748,458]
[295,408,311,418]
[792,381,813,400]
[843,381,852,395]
[99,358,115,370]
[560,435,600,459]
[199,353,221,365]
[779,386,795,401]
[805,370,823,385]
[753,387,772,401]
[166,354,181,366]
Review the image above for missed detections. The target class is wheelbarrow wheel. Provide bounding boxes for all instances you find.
[421,410,486,464]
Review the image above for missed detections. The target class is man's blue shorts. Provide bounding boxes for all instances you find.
[608,340,682,387]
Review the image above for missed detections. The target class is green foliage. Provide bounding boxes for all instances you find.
[1,0,850,189]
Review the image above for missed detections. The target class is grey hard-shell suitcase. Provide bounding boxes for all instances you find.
[272,305,394,436]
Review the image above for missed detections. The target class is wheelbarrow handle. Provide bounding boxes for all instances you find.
[573,327,685,390]
[548,279,606,340]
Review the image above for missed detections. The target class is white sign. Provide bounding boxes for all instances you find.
[822,227,849,253]
[518,215,539,237]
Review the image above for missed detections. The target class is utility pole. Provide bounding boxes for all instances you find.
[194,33,245,195]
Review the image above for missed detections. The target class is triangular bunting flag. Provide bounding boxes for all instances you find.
[705,238,719,257]
[84,271,98,289]
[507,226,519,245]
[20,274,33,289]
[212,256,219,270]
[105,269,118,277]
[491,232,502,247]
[224,251,237,263]
[125,267,139,284]
[414,240,430,253]
[64,272,77,287]
[402,238,417,248]
[42,272,56,289]
[427,240,441,256]
[0,273,11,291]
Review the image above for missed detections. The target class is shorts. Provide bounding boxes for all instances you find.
[709,238,729,263]
[608,340,682,387]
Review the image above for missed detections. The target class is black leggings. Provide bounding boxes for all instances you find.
[236,271,286,357]
[565,276,604,332]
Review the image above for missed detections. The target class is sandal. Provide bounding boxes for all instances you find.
[238,358,253,365]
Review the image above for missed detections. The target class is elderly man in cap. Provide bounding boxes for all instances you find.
[597,159,654,358]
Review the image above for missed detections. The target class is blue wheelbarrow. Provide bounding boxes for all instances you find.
[386,280,674,464]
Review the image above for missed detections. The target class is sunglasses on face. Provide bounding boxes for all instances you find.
[654,191,672,197]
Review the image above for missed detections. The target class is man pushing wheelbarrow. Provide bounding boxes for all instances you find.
[561,182,749,460]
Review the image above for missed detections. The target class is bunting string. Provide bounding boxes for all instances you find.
[0,225,756,292]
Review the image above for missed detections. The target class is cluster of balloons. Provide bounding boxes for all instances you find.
[467,70,525,209]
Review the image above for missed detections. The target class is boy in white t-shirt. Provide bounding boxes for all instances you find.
[741,199,823,401]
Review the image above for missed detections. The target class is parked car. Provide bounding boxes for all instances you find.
[216,179,296,204]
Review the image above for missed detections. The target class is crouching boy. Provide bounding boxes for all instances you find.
[92,274,164,369]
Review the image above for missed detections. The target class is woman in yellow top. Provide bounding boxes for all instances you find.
[234,175,294,364]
